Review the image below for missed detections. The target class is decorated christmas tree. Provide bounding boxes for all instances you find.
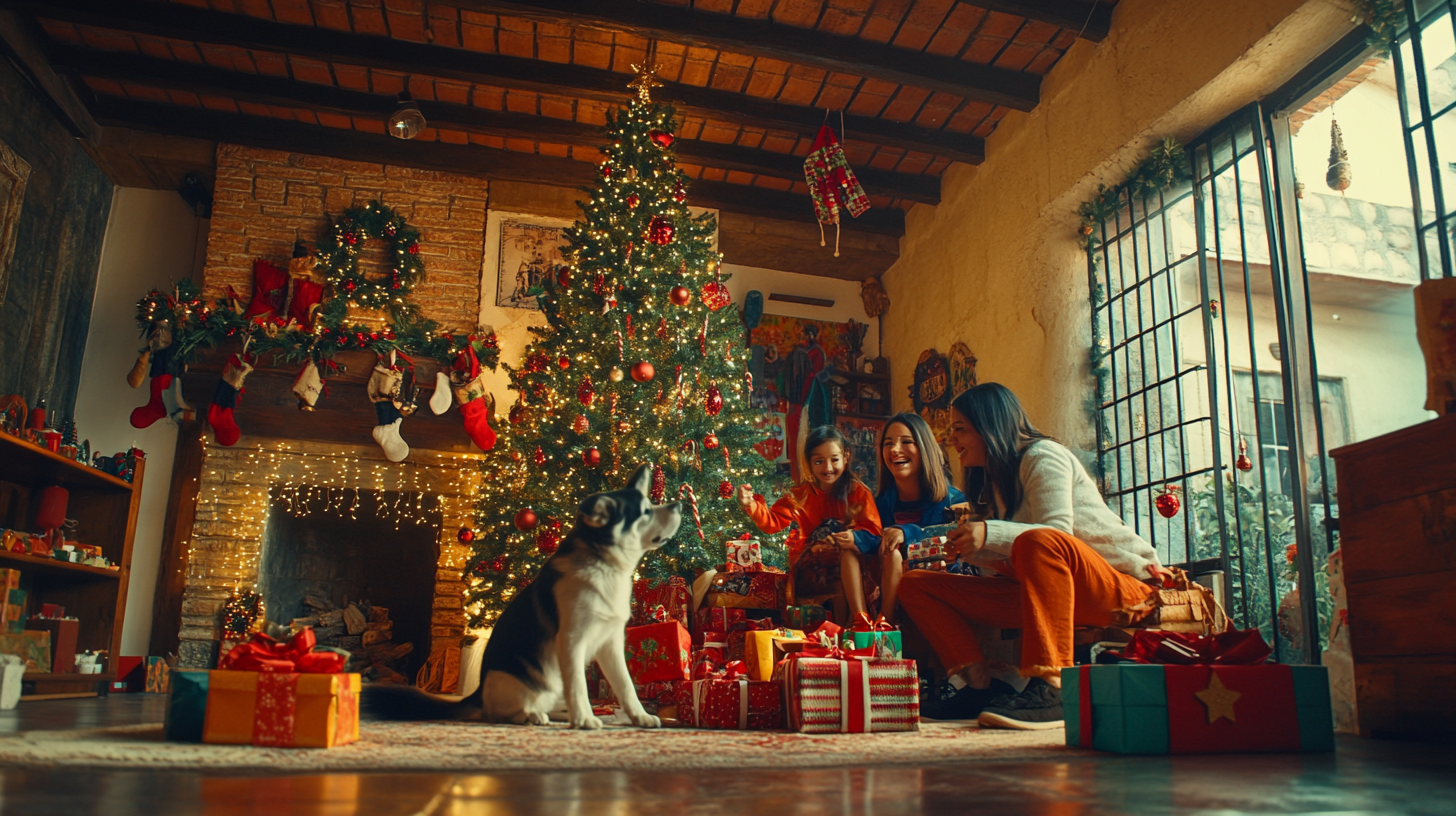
[464,71,781,626]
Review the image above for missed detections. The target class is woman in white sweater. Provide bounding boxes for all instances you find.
[900,383,1169,729]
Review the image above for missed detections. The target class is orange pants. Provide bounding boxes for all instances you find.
[898,528,1155,680]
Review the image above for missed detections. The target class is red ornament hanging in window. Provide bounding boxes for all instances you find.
[1155,485,1182,518]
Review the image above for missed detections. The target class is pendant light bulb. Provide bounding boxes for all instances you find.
[388,92,426,140]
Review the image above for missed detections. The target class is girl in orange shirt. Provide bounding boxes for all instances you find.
[736,425,882,608]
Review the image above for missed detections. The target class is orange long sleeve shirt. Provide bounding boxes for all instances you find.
[744,481,882,567]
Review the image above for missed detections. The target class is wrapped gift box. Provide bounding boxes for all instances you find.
[0,569,22,634]
[25,618,77,673]
[743,629,808,681]
[635,680,679,714]
[784,605,828,632]
[0,630,49,673]
[630,576,691,627]
[203,670,361,748]
[724,539,762,572]
[847,617,902,658]
[780,656,919,733]
[145,656,172,694]
[906,537,950,572]
[165,670,209,742]
[1063,664,1334,754]
[704,571,787,612]
[675,677,784,729]
[624,621,691,684]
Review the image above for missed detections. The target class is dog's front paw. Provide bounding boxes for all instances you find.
[570,713,604,730]
[627,711,661,728]
[526,711,550,726]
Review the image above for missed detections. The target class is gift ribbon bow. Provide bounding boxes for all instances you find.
[783,631,877,663]
[219,628,347,674]
[851,613,895,632]
[1118,628,1272,666]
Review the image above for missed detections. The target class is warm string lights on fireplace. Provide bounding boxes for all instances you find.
[184,439,483,594]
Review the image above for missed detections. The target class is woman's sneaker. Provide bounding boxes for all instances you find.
[920,679,1015,721]
[976,678,1065,730]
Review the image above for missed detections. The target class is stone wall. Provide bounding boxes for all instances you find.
[177,436,481,693]
[203,144,490,332]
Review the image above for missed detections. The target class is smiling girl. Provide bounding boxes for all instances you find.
[737,425,881,607]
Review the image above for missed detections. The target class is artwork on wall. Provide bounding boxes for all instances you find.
[0,139,32,307]
[752,411,789,465]
[836,415,885,493]
[747,314,856,412]
[911,348,953,443]
[494,216,571,311]
[949,342,978,399]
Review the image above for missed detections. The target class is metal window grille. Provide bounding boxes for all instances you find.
[1393,0,1456,279]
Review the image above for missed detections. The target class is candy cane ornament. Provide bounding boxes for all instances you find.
[678,484,704,541]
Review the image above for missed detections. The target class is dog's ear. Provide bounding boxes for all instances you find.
[579,495,616,528]
[627,463,654,496]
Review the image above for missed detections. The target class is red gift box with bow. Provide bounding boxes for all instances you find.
[203,629,360,748]
[674,661,784,729]
[624,621,692,684]
[630,577,691,627]
[777,636,919,733]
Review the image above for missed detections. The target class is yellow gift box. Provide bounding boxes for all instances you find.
[743,628,806,681]
[202,670,360,748]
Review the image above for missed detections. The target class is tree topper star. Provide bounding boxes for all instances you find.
[629,63,663,102]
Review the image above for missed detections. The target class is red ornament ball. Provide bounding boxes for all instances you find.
[669,285,692,306]
[626,194,640,209]
[583,447,601,467]
[383,223,397,237]
[719,480,733,499]
[578,378,595,406]
[558,355,571,370]
[533,447,547,466]
[673,179,687,203]
[1155,486,1182,519]
[701,281,730,311]
[513,508,539,531]
[1235,452,1253,472]
[649,130,675,148]
[344,232,358,245]
[631,361,655,382]
[647,216,674,245]
[537,523,563,555]
[491,556,507,572]
[457,527,475,543]
[601,163,612,178]
[343,280,357,293]
[407,243,420,255]
[705,385,724,416]
[556,267,571,288]
[704,433,719,449]
[572,414,589,434]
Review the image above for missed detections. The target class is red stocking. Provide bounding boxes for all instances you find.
[129,326,176,429]
[206,354,253,446]
[243,259,288,320]
[451,346,497,451]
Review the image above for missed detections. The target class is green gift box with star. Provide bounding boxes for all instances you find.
[1062,663,1333,754]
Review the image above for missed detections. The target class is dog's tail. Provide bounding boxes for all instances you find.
[361,683,480,721]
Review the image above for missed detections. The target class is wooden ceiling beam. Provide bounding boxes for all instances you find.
[50,44,940,204]
[84,96,907,236]
[461,1,1040,111]
[970,1,1114,42]
[0,8,98,141]
[27,0,985,166]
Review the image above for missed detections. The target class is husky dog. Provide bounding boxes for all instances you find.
[362,463,680,729]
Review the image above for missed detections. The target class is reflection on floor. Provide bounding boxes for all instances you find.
[2,696,1453,816]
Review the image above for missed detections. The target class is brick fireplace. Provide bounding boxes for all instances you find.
[176,437,482,692]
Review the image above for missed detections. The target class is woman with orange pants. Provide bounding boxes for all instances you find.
[900,383,1170,729]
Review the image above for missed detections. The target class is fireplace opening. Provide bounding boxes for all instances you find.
[258,486,442,683]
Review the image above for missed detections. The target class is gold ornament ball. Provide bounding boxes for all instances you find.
[609,366,624,382]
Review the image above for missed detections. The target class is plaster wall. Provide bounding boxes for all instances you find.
[881,0,1356,449]
[73,187,206,656]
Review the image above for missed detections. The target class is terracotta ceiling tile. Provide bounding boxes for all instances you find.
[971,106,1007,138]
[692,0,734,14]
[573,26,613,44]
[735,129,766,149]
[789,180,808,195]
[577,102,610,126]
[678,47,717,87]
[913,91,959,128]
[677,162,703,178]
[505,136,535,152]
[945,99,990,132]
[847,80,895,117]
[573,40,612,70]
[237,99,274,117]
[777,76,823,107]
[860,0,911,43]
[287,108,315,125]
[761,133,798,154]
[471,86,506,109]
[272,0,316,25]
[289,56,335,86]
[745,70,788,100]
[977,9,1023,38]
[652,41,688,82]
[348,0,390,37]
[993,42,1037,72]
[135,37,174,61]
[754,176,793,191]
[540,96,575,121]
[537,141,570,157]
[868,147,904,170]
[880,86,931,122]
[415,127,439,141]
[725,170,756,186]
[1052,30,1077,49]
[537,29,572,63]
[316,110,353,128]
[926,4,985,56]
[709,61,752,94]
[369,70,407,96]
[843,141,875,165]
[435,81,471,105]
[196,44,241,71]
[571,144,606,161]
[793,135,815,154]
[82,77,124,97]
[78,28,140,53]
[1025,48,1061,75]
[427,11,459,47]
[460,14,498,53]
[437,128,470,145]
[332,63,370,90]
[504,89,539,114]
[820,0,873,36]
[960,35,1004,65]
[497,16,535,58]
[699,123,740,144]
[1017,19,1059,46]
[677,118,705,139]
[385,2,429,43]
[234,0,275,20]
[894,151,932,174]
[733,0,774,20]
[893,0,955,51]
[250,50,288,76]
[168,42,204,64]
[470,133,506,149]
[407,75,436,101]
[353,116,387,134]
[773,0,822,28]
[171,0,207,7]
[610,34,650,74]
[925,156,950,174]
[35,20,81,45]
[312,0,353,31]
[868,194,893,208]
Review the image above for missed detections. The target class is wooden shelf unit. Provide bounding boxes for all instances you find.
[0,432,144,694]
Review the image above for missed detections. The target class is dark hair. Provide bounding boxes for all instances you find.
[801,424,859,508]
[950,383,1053,519]
[876,412,951,504]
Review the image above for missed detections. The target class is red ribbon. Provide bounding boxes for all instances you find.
[1118,629,1272,666]
[851,613,894,633]
[219,628,347,674]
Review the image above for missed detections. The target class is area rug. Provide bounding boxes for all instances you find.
[0,719,1069,773]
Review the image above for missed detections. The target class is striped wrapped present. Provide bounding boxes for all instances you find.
[780,655,919,733]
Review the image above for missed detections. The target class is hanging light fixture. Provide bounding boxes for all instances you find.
[388,92,425,140]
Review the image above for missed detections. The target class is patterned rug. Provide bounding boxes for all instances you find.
[0,719,1068,772]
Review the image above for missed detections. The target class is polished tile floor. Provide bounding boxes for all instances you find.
[2,696,1452,815]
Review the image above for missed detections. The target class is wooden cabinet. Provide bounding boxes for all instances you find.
[0,432,145,698]
[1330,414,1456,740]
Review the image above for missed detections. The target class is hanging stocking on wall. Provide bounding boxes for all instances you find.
[451,345,497,451]
[803,119,869,257]
[129,322,175,429]
[206,353,253,446]
[292,360,324,411]
[162,374,194,423]
[285,241,325,330]
[368,355,409,462]
[241,259,289,320]
[429,368,452,415]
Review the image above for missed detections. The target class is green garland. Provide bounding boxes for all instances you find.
[1077,136,1191,477]
[313,201,425,327]
[1352,0,1403,56]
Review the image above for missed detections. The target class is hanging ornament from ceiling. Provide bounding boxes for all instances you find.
[1155,485,1182,519]
[1326,118,1352,193]
[804,121,870,258]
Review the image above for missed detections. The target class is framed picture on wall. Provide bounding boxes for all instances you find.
[747,314,857,411]
[492,215,573,311]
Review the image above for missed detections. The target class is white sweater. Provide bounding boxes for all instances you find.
[981,440,1163,578]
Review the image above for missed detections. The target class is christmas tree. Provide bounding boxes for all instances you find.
[464,70,781,627]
